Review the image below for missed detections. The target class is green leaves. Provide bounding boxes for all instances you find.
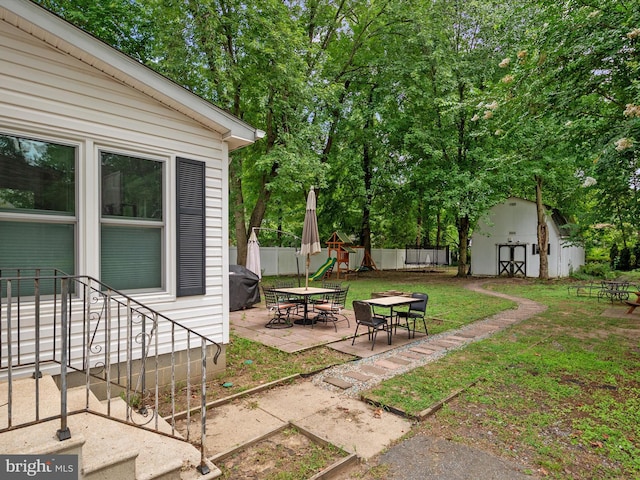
[39,0,639,255]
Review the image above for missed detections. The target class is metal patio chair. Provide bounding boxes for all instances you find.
[262,286,296,329]
[351,300,390,350]
[394,292,428,339]
[312,286,350,331]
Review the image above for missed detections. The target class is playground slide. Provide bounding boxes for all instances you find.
[309,257,336,281]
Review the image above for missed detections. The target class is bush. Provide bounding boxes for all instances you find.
[575,262,611,279]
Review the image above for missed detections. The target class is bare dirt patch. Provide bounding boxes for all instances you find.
[216,425,350,479]
[155,347,353,416]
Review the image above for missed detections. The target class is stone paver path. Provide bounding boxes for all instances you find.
[313,281,547,396]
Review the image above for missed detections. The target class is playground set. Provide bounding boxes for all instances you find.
[310,232,377,280]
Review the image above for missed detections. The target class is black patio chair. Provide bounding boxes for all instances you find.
[310,280,342,305]
[351,300,390,350]
[262,286,296,329]
[273,279,304,311]
[313,286,350,331]
[394,292,428,339]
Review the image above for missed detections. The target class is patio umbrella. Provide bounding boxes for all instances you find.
[246,229,261,280]
[300,186,321,289]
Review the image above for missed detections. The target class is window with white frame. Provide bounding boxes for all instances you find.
[100,151,164,291]
[0,133,76,288]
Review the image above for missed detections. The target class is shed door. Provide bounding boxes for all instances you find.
[498,244,527,277]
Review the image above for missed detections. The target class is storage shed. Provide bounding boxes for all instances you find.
[470,197,584,278]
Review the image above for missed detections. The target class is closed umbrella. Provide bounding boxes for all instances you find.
[300,187,321,289]
[246,229,261,280]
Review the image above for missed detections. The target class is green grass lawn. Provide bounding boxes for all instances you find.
[201,271,640,478]
[362,278,640,479]
[263,271,516,335]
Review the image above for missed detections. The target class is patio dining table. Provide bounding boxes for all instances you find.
[271,286,336,325]
[362,295,418,344]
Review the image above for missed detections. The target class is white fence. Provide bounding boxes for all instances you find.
[230,246,450,277]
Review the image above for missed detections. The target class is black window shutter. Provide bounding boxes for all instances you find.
[176,157,205,296]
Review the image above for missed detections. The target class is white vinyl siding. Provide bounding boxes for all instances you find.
[0,21,228,344]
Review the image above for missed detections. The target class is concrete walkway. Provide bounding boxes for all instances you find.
[202,282,547,473]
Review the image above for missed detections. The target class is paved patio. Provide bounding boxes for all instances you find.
[229,301,426,358]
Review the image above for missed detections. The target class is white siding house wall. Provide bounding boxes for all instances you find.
[0,20,229,361]
[470,197,584,278]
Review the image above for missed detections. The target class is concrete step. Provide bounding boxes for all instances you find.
[1,376,221,480]
[0,374,63,427]
[1,420,86,457]
[0,375,107,427]
[75,406,221,480]
[101,396,177,436]
[0,414,139,480]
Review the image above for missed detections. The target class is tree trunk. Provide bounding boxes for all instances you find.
[360,87,375,262]
[535,175,549,280]
[456,214,470,277]
[361,142,373,259]
[416,200,423,246]
[230,157,248,266]
[231,88,278,266]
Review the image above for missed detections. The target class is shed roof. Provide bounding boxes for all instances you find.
[0,0,264,151]
[504,197,574,238]
[550,210,572,238]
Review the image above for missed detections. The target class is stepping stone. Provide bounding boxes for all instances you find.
[398,351,423,360]
[428,341,454,349]
[456,331,479,338]
[344,371,372,382]
[410,347,436,355]
[374,359,403,370]
[471,325,498,332]
[323,376,354,390]
[449,335,468,343]
[360,365,387,376]
[386,357,411,366]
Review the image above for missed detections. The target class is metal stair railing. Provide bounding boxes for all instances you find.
[0,268,221,475]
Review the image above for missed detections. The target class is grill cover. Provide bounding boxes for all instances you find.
[229,265,261,311]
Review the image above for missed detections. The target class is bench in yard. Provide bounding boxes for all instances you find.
[567,282,602,298]
[625,292,640,314]
[625,301,640,314]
